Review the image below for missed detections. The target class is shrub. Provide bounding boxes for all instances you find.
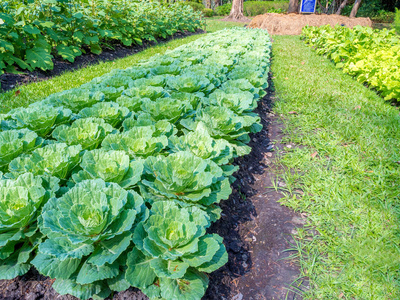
[215,1,288,16]
[393,8,400,34]
[203,8,214,17]
[244,1,288,16]
[370,10,395,23]
[182,1,205,11]
[215,3,231,16]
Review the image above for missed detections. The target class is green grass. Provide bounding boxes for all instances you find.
[271,35,400,299]
[0,19,239,113]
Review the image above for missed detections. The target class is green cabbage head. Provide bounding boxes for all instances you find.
[0,129,42,170]
[126,201,227,300]
[8,143,82,179]
[52,117,114,150]
[0,173,59,279]
[32,179,147,300]
[77,102,129,127]
[101,127,168,159]
[71,149,143,189]
[141,151,231,207]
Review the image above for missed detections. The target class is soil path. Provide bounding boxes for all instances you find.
[205,77,307,300]
[0,77,306,300]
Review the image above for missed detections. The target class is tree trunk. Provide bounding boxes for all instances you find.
[349,0,362,17]
[288,0,299,13]
[335,0,348,15]
[223,0,250,21]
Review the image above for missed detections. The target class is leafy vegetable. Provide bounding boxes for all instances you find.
[8,143,82,179]
[0,129,42,170]
[101,127,169,159]
[77,102,130,127]
[71,149,143,189]
[52,118,114,150]
[33,179,147,300]
[0,173,59,279]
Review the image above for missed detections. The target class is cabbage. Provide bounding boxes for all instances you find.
[32,179,147,300]
[166,73,212,93]
[0,129,42,170]
[71,149,143,189]
[126,201,227,299]
[38,89,105,113]
[8,143,82,179]
[122,113,176,137]
[207,89,257,114]
[122,86,168,100]
[141,151,231,206]
[168,122,234,166]
[77,102,130,127]
[52,118,114,151]
[101,127,168,159]
[0,173,59,279]
[9,105,72,137]
[141,98,192,123]
[115,95,147,112]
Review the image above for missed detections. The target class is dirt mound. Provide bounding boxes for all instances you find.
[249,13,372,35]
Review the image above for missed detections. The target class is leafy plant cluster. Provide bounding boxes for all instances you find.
[215,1,288,16]
[0,0,203,75]
[0,27,272,300]
[301,25,400,101]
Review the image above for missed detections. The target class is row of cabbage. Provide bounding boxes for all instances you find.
[0,0,203,75]
[301,25,400,101]
[0,27,272,300]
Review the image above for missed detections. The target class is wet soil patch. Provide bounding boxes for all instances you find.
[0,29,204,93]
[205,76,307,300]
[0,76,307,300]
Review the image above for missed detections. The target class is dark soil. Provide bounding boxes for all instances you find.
[0,29,205,93]
[0,76,307,300]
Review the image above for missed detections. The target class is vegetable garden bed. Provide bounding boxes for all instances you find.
[0,27,275,300]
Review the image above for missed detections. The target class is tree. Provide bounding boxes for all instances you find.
[335,0,348,14]
[223,0,250,21]
[288,0,299,13]
[349,0,362,17]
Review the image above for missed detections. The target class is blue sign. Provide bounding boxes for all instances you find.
[300,0,316,13]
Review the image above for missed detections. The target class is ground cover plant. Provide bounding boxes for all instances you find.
[272,35,400,299]
[0,27,272,300]
[301,25,400,101]
[0,0,203,77]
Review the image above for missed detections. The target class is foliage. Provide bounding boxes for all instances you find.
[203,8,215,17]
[181,1,206,11]
[32,179,147,300]
[215,1,288,16]
[394,8,400,33]
[272,34,400,299]
[301,25,400,101]
[0,0,204,75]
[0,27,272,300]
[0,173,59,279]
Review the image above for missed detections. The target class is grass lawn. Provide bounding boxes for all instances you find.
[272,35,400,299]
[0,19,240,113]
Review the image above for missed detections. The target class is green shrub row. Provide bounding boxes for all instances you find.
[0,0,203,76]
[301,25,400,101]
[0,27,272,300]
[215,1,288,16]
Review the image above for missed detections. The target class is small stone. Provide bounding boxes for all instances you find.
[278,181,286,188]
[233,293,244,300]
[266,152,273,157]
[253,138,257,142]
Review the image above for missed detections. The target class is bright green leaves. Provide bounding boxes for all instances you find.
[33,179,147,298]
[8,143,81,179]
[0,129,42,170]
[77,102,129,127]
[52,118,114,150]
[0,173,59,279]
[71,149,143,189]
[142,151,230,206]
[301,25,400,102]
